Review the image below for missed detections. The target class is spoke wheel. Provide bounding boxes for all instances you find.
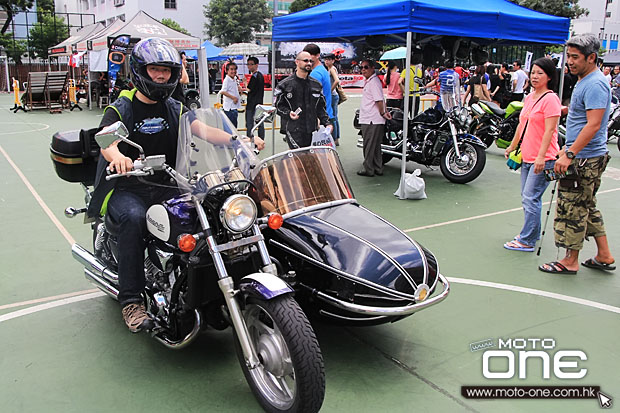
[234,296,325,413]
[440,142,486,184]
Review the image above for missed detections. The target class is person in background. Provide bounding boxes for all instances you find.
[498,63,512,108]
[220,62,243,127]
[385,61,403,109]
[561,63,577,107]
[274,51,332,149]
[303,44,334,121]
[208,63,218,94]
[358,59,391,177]
[398,55,424,117]
[426,60,459,112]
[245,56,265,140]
[324,53,341,146]
[512,60,529,101]
[488,64,502,106]
[170,51,189,104]
[603,66,612,85]
[463,65,491,105]
[539,34,615,274]
[503,57,561,252]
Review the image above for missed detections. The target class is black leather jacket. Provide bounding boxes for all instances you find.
[274,72,331,142]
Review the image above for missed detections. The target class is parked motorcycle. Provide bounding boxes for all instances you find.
[50,109,325,413]
[607,92,620,144]
[469,100,523,149]
[355,90,486,184]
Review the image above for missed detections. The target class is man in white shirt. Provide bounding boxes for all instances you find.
[220,62,242,127]
[511,60,529,101]
[603,66,612,84]
[358,59,391,177]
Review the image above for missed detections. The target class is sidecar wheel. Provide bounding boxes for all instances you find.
[440,142,486,184]
[234,295,325,413]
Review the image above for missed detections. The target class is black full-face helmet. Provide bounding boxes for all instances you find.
[130,37,182,101]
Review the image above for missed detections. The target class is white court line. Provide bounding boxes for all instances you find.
[0,144,76,245]
[405,187,620,233]
[1,276,619,324]
[449,277,620,314]
[0,292,105,323]
[0,288,99,311]
[0,122,49,135]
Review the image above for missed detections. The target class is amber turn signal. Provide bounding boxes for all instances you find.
[177,233,197,252]
[267,213,283,230]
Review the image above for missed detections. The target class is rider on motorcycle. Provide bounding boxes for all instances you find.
[87,37,264,333]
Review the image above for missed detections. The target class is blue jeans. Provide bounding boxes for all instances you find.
[107,186,178,307]
[331,94,340,140]
[518,160,554,246]
[224,109,238,128]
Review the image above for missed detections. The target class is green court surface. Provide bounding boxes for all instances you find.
[0,92,618,412]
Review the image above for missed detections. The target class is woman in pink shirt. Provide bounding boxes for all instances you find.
[385,62,403,109]
[503,58,561,252]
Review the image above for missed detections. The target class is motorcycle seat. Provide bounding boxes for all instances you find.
[104,213,122,237]
[412,108,443,125]
[480,100,505,116]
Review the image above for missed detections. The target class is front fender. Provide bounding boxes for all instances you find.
[456,133,486,148]
[239,273,293,300]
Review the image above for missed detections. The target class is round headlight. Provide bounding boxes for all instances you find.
[220,195,257,233]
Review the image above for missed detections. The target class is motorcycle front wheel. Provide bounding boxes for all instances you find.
[234,295,325,413]
[440,142,486,184]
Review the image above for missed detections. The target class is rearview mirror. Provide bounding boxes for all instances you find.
[95,121,145,159]
[254,105,276,124]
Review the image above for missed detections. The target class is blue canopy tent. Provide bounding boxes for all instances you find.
[272,0,569,45]
[272,0,570,197]
[184,40,241,61]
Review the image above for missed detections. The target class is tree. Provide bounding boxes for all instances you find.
[508,0,588,19]
[0,32,27,63]
[161,18,191,36]
[0,0,34,34]
[28,13,69,60]
[289,0,327,14]
[203,0,271,45]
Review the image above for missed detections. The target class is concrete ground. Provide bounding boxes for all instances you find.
[0,91,619,412]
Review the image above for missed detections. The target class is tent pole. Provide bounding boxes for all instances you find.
[88,55,92,110]
[557,43,567,103]
[271,0,277,155]
[399,32,413,199]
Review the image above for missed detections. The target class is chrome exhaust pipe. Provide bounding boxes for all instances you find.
[84,268,119,300]
[72,243,118,284]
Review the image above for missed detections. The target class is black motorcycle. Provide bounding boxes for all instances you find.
[50,110,325,413]
[355,91,486,184]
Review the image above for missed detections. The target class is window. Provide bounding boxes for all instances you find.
[164,0,177,9]
[606,11,612,18]
[91,0,96,7]
[101,0,105,4]
[84,0,89,10]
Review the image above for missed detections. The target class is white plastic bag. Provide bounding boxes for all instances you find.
[394,169,427,200]
[310,125,335,148]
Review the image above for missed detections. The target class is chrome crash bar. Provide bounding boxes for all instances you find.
[313,274,450,316]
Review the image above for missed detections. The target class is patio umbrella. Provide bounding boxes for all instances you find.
[379,47,407,60]
[219,43,268,56]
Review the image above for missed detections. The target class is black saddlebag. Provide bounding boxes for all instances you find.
[50,128,99,186]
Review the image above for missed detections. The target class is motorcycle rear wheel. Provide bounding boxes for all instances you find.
[440,142,486,184]
[234,295,325,413]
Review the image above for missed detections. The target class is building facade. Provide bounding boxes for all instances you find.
[572,0,620,51]
[55,0,209,38]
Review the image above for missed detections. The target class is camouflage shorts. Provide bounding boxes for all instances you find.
[554,154,611,250]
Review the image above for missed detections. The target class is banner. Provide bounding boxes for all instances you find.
[338,74,365,88]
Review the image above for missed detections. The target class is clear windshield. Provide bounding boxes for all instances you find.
[175,108,259,195]
[251,147,354,216]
